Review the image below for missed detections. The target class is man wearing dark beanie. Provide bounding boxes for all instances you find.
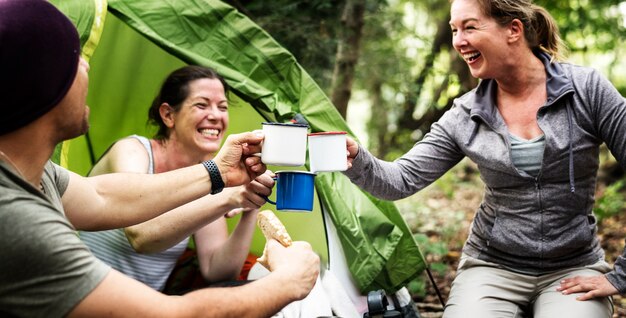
[0,1,319,317]
[0,0,81,134]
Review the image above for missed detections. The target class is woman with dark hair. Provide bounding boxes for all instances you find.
[0,1,318,316]
[80,65,273,291]
[343,0,626,317]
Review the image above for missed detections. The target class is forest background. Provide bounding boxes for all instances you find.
[224,0,626,316]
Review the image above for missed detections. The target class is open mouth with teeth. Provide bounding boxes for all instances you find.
[199,128,220,137]
[463,52,481,63]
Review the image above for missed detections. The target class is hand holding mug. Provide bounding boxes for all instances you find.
[237,170,276,210]
[346,136,359,169]
[213,131,266,187]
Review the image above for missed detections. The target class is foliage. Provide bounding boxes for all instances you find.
[414,233,449,260]
[538,0,626,52]
[224,0,345,91]
[355,0,626,157]
[382,130,414,160]
[409,233,449,296]
[228,1,625,156]
[594,180,626,222]
[358,1,428,155]
[406,276,427,298]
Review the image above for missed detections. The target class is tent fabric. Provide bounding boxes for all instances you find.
[54,0,426,293]
[50,0,107,62]
[49,0,108,165]
[316,173,426,291]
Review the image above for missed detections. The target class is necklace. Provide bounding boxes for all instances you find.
[0,149,25,178]
[0,149,44,193]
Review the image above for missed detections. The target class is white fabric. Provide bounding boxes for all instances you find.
[321,270,361,318]
[248,263,334,318]
[321,201,413,317]
[322,202,368,314]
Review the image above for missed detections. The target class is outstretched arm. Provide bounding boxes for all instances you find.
[63,131,265,231]
[68,240,319,317]
[125,171,274,253]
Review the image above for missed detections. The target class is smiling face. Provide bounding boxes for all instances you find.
[165,78,229,157]
[449,0,512,79]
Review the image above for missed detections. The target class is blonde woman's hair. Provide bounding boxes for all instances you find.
[451,0,568,62]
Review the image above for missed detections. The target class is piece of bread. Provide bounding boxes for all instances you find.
[256,210,292,269]
[257,210,292,247]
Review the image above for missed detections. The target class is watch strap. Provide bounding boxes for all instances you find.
[202,160,224,194]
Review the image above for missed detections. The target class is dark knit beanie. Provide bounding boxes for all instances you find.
[0,0,81,135]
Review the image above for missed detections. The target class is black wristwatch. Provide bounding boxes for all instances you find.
[202,160,224,194]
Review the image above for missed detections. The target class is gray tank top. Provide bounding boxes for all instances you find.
[80,135,189,291]
[509,133,545,177]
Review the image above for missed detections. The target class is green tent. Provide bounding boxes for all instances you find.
[51,0,426,295]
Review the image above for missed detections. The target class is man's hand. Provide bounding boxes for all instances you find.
[265,240,319,300]
[346,136,360,169]
[557,274,619,300]
[213,131,265,187]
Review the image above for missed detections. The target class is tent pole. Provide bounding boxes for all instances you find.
[85,131,96,165]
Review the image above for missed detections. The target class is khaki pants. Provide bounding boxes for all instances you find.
[443,254,613,318]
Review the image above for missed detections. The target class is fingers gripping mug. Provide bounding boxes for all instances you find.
[260,122,309,166]
[266,171,316,212]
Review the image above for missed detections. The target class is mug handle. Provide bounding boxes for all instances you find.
[264,196,276,205]
[263,175,278,205]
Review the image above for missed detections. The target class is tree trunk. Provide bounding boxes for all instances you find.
[330,0,365,119]
[389,13,480,151]
[397,15,452,132]
[367,80,388,157]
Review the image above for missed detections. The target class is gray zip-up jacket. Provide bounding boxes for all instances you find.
[344,52,626,293]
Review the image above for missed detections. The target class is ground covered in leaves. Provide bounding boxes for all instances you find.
[395,158,626,318]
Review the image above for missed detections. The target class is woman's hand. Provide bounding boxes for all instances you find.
[557,275,618,300]
[346,136,360,169]
[229,170,275,211]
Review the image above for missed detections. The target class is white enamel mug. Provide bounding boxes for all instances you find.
[260,122,309,166]
[307,131,348,173]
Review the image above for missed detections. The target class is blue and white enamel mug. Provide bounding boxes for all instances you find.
[266,171,316,212]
